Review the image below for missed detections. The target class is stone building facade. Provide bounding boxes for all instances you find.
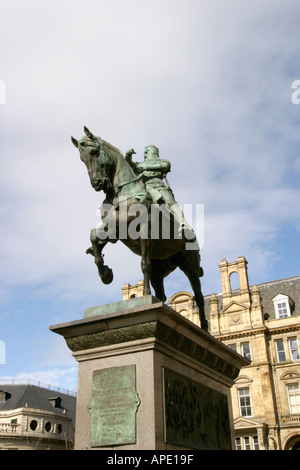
[0,382,76,450]
[124,257,300,450]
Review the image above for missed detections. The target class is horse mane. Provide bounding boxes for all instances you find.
[101,138,124,158]
[99,137,137,188]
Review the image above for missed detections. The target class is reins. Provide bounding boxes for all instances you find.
[94,138,148,204]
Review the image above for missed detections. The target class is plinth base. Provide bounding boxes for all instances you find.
[50,296,248,450]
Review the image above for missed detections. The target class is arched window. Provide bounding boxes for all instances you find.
[230,271,240,292]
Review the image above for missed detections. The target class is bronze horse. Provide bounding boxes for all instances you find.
[71,127,208,330]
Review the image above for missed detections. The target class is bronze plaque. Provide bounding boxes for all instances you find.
[89,365,140,447]
[163,368,232,450]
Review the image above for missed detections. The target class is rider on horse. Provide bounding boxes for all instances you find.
[125,145,194,237]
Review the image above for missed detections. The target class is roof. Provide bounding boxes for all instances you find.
[254,275,300,320]
[0,384,76,423]
[204,275,300,321]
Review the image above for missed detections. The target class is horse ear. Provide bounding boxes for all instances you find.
[71,136,79,148]
[84,126,95,139]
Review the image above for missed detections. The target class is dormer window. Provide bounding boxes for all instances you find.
[0,390,11,403]
[272,294,294,319]
[49,396,62,409]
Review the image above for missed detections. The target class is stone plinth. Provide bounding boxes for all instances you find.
[50,296,249,450]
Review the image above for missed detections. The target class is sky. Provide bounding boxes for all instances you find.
[0,0,300,393]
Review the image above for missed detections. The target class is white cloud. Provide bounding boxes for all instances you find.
[1,0,300,389]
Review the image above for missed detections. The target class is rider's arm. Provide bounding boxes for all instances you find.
[137,159,171,173]
[125,149,138,170]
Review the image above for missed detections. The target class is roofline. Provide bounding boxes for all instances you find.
[0,406,73,419]
[251,274,300,289]
[204,274,300,299]
[0,379,76,397]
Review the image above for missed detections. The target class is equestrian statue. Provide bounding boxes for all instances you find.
[71,127,208,330]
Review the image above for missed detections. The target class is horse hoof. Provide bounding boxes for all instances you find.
[102,266,113,285]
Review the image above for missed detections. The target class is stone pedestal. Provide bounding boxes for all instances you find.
[50,296,248,450]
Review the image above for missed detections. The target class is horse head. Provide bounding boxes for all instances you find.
[71,127,112,193]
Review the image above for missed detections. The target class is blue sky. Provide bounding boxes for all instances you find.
[0,0,300,392]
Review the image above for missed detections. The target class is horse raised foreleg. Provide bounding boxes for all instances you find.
[86,228,113,285]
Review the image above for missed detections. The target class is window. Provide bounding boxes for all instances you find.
[241,342,251,361]
[275,340,286,362]
[277,302,288,317]
[235,437,242,450]
[227,342,251,362]
[30,420,38,431]
[272,294,293,319]
[238,388,252,417]
[45,421,52,432]
[288,337,300,362]
[287,383,300,414]
[49,396,62,409]
[244,436,251,450]
[0,390,11,403]
[252,436,260,450]
[235,435,259,450]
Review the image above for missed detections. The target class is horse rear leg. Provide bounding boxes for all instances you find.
[178,255,208,331]
[150,260,167,302]
[150,258,177,302]
[188,274,208,331]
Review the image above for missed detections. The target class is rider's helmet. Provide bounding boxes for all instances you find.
[144,145,160,160]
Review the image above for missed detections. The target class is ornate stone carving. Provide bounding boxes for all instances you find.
[66,320,240,381]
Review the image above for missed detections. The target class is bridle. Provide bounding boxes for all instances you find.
[86,136,146,200]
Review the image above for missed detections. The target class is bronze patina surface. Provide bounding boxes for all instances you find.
[163,367,232,450]
[89,365,140,447]
[83,295,160,319]
[71,127,208,330]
